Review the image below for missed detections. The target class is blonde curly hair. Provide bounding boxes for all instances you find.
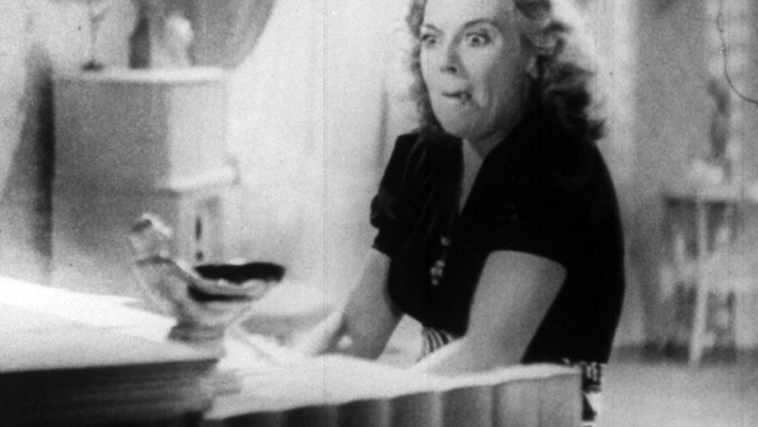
[406,0,605,142]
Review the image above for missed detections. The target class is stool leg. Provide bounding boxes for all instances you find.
[689,201,709,365]
[689,285,708,364]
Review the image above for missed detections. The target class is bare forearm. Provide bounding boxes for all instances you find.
[413,336,522,375]
[415,251,565,376]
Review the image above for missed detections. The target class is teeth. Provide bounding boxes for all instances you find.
[444,92,470,101]
[454,93,471,102]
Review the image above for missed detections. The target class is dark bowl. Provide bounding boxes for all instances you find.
[194,262,286,284]
[187,262,286,303]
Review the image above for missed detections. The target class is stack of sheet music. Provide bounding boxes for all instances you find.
[0,285,218,426]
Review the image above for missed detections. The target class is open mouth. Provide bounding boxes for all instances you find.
[441,91,472,102]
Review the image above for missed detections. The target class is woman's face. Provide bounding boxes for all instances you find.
[420,0,527,143]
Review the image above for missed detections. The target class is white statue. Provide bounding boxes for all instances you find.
[129,1,194,68]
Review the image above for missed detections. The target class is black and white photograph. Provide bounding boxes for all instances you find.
[1,0,757,425]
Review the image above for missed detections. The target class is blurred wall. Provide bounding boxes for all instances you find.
[224,0,412,300]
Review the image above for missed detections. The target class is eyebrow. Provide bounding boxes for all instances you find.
[421,18,503,33]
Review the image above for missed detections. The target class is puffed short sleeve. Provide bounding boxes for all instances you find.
[370,135,416,258]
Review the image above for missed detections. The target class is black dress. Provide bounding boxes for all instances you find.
[370,106,625,365]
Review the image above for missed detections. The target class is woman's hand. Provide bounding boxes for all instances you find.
[289,308,346,356]
[290,249,401,359]
[415,250,565,375]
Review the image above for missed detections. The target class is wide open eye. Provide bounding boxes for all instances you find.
[465,31,491,47]
[420,32,439,48]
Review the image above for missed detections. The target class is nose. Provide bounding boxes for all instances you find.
[439,41,461,75]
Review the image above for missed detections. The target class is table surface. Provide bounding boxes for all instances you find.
[0,276,581,426]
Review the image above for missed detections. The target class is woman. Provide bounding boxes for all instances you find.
[298,0,624,383]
